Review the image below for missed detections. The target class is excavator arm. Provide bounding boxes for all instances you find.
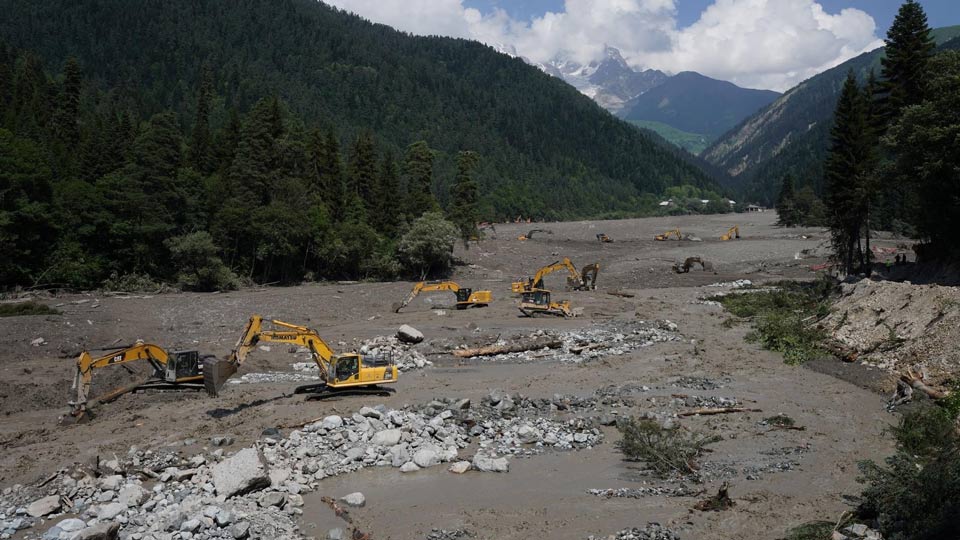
[720,225,740,241]
[71,342,170,414]
[395,281,460,313]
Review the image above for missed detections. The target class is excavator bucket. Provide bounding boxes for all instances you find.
[203,357,237,397]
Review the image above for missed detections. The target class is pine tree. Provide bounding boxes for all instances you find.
[824,71,874,275]
[54,56,81,150]
[189,64,215,174]
[347,132,377,215]
[447,150,480,244]
[307,128,345,216]
[373,150,400,236]
[880,0,935,125]
[775,174,797,227]
[403,140,439,218]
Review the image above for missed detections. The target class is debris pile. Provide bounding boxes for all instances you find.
[587,485,699,498]
[586,523,681,540]
[820,280,960,378]
[358,335,432,371]
[834,523,884,540]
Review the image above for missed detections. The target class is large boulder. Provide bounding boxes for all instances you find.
[212,448,270,498]
[472,453,509,473]
[72,522,120,540]
[96,502,127,520]
[396,325,424,344]
[26,494,60,517]
[339,492,366,507]
[118,484,149,507]
[412,448,440,468]
[371,429,401,446]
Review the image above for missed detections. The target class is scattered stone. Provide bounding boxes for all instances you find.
[258,491,286,508]
[448,461,471,474]
[321,415,344,430]
[340,492,366,507]
[212,448,270,498]
[72,522,121,540]
[327,528,345,540]
[118,484,148,507]
[472,453,509,473]
[97,501,127,520]
[25,495,60,517]
[413,448,440,468]
[397,325,424,344]
[400,462,421,473]
[228,522,250,540]
[371,429,401,446]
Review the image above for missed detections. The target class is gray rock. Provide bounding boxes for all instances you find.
[162,510,185,532]
[96,490,115,502]
[211,448,270,498]
[56,519,86,533]
[453,398,471,410]
[215,510,234,527]
[287,494,304,507]
[228,522,250,540]
[26,494,60,517]
[448,461,471,474]
[390,445,410,467]
[327,528,345,540]
[180,519,201,533]
[99,475,123,491]
[396,325,424,344]
[472,454,509,473]
[118,485,149,507]
[211,435,235,447]
[42,526,62,540]
[399,462,420,473]
[70,522,120,540]
[258,492,286,508]
[371,429,401,446]
[413,448,440,468]
[321,415,344,430]
[96,501,127,520]
[339,492,365,508]
[359,406,383,419]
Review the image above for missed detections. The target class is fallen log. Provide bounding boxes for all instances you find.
[571,342,606,355]
[452,339,563,358]
[901,368,947,400]
[679,407,762,417]
[607,290,635,298]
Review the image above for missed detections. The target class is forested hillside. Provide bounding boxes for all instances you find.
[0,0,719,290]
[704,25,960,205]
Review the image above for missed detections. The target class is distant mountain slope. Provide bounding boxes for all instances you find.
[0,0,718,218]
[621,72,780,140]
[629,120,711,155]
[704,25,960,204]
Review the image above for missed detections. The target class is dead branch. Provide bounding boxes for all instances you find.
[679,407,762,417]
[452,338,562,358]
[571,342,606,354]
[607,290,635,298]
[900,368,948,400]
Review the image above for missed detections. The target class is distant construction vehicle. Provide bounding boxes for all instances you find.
[673,256,711,273]
[204,316,397,399]
[720,226,741,241]
[511,257,599,293]
[394,281,492,312]
[596,233,613,243]
[65,341,211,422]
[517,229,552,241]
[655,228,684,241]
[518,288,573,317]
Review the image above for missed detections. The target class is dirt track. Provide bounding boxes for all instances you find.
[0,212,904,539]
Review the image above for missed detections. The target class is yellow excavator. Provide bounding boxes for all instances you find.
[394,281,492,313]
[720,225,741,241]
[203,315,397,399]
[596,233,613,243]
[655,228,683,241]
[518,289,573,317]
[511,258,599,293]
[65,341,209,422]
[517,229,552,241]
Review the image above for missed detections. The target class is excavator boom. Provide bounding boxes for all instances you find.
[394,281,491,312]
[512,257,596,293]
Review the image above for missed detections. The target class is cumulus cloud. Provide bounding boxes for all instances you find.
[323,0,884,90]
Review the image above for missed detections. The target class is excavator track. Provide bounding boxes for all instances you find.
[293,384,397,400]
[518,307,568,318]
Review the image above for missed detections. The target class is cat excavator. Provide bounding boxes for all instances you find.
[65,341,210,423]
[511,258,599,293]
[720,225,741,241]
[655,228,684,241]
[518,289,573,318]
[517,229,552,241]
[394,281,492,313]
[203,315,397,399]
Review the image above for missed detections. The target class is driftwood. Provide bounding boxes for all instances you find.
[679,407,762,417]
[900,368,948,400]
[453,339,562,358]
[571,342,606,355]
[694,482,735,511]
[607,290,635,298]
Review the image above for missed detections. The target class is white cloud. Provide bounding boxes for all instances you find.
[322,0,884,91]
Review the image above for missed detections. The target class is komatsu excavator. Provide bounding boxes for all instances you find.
[394,281,492,313]
[518,289,573,317]
[65,341,210,422]
[655,228,684,241]
[203,315,397,399]
[511,258,599,293]
[720,225,741,241]
[517,229,552,241]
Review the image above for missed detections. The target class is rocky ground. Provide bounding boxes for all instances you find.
[0,212,931,540]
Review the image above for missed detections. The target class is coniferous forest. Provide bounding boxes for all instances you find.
[0,0,721,290]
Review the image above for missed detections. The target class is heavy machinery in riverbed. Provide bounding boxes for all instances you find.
[65,342,211,423]
[203,315,397,399]
[511,258,599,293]
[655,228,683,241]
[394,281,492,312]
[517,229,552,241]
[720,225,741,241]
[518,288,573,317]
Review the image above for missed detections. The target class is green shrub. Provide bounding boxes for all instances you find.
[0,301,60,317]
[397,211,459,277]
[101,272,163,293]
[616,416,721,476]
[782,521,835,540]
[164,232,239,291]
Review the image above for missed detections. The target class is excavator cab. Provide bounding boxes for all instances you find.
[163,350,203,383]
[518,289,573,317]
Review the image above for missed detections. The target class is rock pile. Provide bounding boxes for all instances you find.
[834,523,883,540]
[358,335,431,371]
[587,523,681,540]
[587,485,699,498]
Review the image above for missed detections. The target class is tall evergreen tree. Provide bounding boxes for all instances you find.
[775,173,797,227]
[447,150,480,244]
[373,150,400,236]
[53,56,81,150]
[347,132,377,214]
[824,71,874,275]
[189,64,215,174]
[879,0,935,125]
[403,140,439,218]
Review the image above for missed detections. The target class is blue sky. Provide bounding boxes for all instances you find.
[463,0,957,34]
